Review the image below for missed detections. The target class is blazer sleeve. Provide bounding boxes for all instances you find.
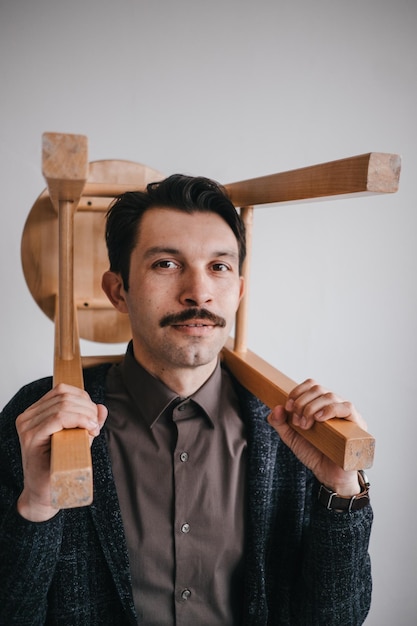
[0,503,65,624]
[240,383,373,626]
[267,452,373,626]
[0,378,64,624]
[291,491,373,625]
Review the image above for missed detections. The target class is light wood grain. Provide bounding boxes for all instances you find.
[78,339,376,472]
[43,133,92,509]
[225,152,401,207]
[22,160,163,344]
[53,297,83,388]
[222,338,375,471]
[50,429,93,508]
[42,132,89,212]
[54,152,400,208]
[26,137,401,504]
[234,206,253,353]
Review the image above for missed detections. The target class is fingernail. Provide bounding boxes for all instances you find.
[285,399,294,411]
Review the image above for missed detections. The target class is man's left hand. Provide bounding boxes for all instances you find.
[268,379,365,497]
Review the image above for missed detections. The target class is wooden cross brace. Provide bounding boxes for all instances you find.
[38,132,400,508]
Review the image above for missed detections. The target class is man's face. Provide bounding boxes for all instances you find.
[106,207,244,381]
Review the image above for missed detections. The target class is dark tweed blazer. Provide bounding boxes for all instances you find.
[0,364,373,625]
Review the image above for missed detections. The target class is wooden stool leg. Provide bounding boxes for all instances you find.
[42,132,92,508]
[234,205,253,353]
[223,202,375,471]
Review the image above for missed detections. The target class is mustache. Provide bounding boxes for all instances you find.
[160,308,226,328]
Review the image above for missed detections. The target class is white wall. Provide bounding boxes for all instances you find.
[1,0,416,623]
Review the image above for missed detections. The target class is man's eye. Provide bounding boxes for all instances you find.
[153,260,179,269]
[212,263,229,272]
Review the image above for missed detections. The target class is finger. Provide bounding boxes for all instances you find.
[268,406,299,447]
[286,379,363,429]
[268,405,287,427]
[25,383,89,413]
[19,392,98,429]
[287,380,341,412]
[96,404,108,428]
[17,396,103,444]
[292,398,366,431]
[293,391,344,428]
[286,381,335,429]
[21,403,99,435]
[314,401,367,429]
[286,379,327,403]
[268,408,325,470]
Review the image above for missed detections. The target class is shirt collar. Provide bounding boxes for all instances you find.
[121,341,222,429]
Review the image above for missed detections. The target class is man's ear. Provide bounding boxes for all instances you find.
[238,276,245,304]
[102,271,129,314]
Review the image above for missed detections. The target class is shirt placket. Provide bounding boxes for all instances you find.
[172,399,206,624]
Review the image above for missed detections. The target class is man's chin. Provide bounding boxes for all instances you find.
[171,342,222,368]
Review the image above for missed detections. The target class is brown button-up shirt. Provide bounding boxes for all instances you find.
[105,344,247,625]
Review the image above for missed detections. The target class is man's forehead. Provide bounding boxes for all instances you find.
[138,206,238,239]
[132,207,239,260]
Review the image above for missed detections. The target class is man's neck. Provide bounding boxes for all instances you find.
[131,347,218,397]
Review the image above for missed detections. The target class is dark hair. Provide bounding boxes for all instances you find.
[105,174,246,290]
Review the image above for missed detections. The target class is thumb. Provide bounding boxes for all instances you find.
[267,405,288,428]
[267,405,300,450]
[96,404,108,429]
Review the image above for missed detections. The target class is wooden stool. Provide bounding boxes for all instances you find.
[21,132,401,508]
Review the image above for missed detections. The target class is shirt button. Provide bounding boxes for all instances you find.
[181,523,190,534]
[181,589,191,601]
[180,452,189,463]
[178,403,188,411]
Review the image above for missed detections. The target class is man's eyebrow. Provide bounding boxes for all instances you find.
[143,246,180,258]
[212,250,239,261]
[143,246,239,260]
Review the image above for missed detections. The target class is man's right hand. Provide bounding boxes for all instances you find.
[15,384,108,522]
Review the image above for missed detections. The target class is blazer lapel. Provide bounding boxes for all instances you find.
[89,430,138,624]
[231,376,280,624]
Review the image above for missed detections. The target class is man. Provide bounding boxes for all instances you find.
[0,174,372,625]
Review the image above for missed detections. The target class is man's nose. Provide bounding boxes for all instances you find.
[179,269,213,307]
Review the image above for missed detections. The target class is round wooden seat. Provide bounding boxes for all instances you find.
[21,159,164,344]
